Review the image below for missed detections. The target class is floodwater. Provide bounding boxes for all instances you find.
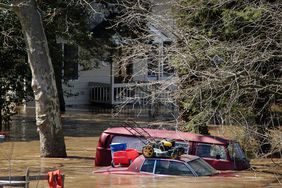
[0,109,281,188]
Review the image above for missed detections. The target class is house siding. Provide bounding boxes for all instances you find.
[63,64,111,106]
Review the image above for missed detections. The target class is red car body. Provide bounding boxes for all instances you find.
[95,127,250,170]
[0,131,8,136]
[94,154,235,177]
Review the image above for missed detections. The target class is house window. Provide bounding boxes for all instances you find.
[114,62,133,83]
[162,57,174,77]
[63,44,78,80]
[147,48,174,78]
[147,57,159,77]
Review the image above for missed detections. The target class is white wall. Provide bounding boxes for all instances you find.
[63,63,111,106]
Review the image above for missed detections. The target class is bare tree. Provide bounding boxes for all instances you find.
[101,0,179,119]
[103,0,281,157]
[171,0,282,155]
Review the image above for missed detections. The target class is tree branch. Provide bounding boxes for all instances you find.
[0,3,13,10]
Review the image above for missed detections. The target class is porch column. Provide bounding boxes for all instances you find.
[158,41,164,80]
[110,62,114,105]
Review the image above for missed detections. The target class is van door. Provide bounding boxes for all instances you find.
[227,142,250,170]
[195,143,234,170]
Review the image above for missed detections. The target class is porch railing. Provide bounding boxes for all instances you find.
[89,82,173,106]
[89,82,111,104]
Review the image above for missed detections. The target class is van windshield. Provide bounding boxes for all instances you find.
[228,143,246,160]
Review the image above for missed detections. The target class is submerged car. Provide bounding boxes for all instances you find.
[94,154,231,177]
[95,127,250,170]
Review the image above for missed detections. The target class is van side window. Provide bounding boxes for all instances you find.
[111,136,146,151]
[196,144,227,160]
[175,142,189,154]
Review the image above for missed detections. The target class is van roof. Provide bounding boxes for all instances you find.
[104,127,231,145]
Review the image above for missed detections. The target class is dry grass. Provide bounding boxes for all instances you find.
[208,124,281,158]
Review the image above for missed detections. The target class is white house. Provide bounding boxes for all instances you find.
[60,0,177,108]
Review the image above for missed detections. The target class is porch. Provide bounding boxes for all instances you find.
[89,82,173,106]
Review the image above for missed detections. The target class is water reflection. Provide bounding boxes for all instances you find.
[92,174,280,188]
[0,112,281,188]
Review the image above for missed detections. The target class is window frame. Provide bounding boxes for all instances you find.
[195,143,227,160]
[228,142,246,160]
[111,135,147,152]
[141,158,196,176]
[140,159,156,174]
[59,43,79,81]
[187,158,218,176]
[146,45,174,79]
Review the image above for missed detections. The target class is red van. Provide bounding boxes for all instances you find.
[95,127,250,170]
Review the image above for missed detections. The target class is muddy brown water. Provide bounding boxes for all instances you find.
[0,110,281,187]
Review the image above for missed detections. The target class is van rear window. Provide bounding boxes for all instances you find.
[111,136,147,151]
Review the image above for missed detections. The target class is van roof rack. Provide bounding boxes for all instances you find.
[120,119,156,144]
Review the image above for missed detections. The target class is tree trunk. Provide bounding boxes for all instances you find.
[13,0,67,157]
[0,106,2,131]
